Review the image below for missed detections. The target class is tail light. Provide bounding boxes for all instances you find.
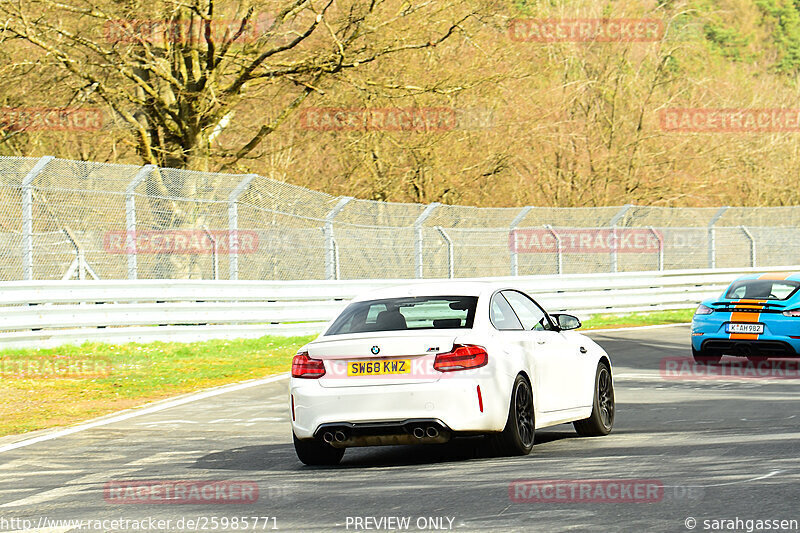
[434,344,488,372]
[783,309,800,317]
[694,304,713,315]
[292,351,325,378]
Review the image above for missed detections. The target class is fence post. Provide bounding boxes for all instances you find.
[414,202,440,279]
[649,226,664,271]
[324,197,353,280]
[509,206,532,276]
[741,226,756,267]
[608,204,633,273]
[544,224,562,275]
[707,206,728,269]
[21,156,54,281]
[227,174,256,280]
[202,226,219,280]
[125,165,155,280]
[435,226,454,278]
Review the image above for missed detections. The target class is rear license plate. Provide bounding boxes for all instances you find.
[347,359,411,376]
[726,323,764,334]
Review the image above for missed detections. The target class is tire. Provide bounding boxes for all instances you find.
[692,346,721,365]
[489,375,535,456]
[293,434,345,466]
[574,363,615,437]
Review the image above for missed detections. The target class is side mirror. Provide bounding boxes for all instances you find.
[552,313,581,331]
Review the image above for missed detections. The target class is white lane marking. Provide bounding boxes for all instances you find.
[615,372,795,384]
[207,418,243,424]
[0,463,86,474]
[135,419,199,426]
[123,451,194,466]
[0,461,76,471]
[615,373,661,379]
[0,471,116,508]
[586,323,691,334]
[0,488,39,495]
[0,373,289,455]
[667,470,783,488]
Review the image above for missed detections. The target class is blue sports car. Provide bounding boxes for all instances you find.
[691,272,800,363]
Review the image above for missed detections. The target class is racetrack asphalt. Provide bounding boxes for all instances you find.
[0,324,798,532]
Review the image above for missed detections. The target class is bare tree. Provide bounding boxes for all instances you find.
[0,0,482,173]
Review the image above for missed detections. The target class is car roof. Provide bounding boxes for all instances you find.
[351,281,504,302]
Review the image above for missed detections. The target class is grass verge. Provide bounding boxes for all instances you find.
[0,335,314,437]
[0,309,694,438]
[580,308,694,330]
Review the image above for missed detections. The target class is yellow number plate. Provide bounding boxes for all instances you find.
[347,359,411,376]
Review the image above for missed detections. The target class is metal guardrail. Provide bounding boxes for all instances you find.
[1,266,796,349]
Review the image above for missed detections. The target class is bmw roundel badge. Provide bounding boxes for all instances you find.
[371,346,380,355]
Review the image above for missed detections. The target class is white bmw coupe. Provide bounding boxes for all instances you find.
[290,282,614,465]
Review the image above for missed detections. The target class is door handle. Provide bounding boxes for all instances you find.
[579,346,587,354]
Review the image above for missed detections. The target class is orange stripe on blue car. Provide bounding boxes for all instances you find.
[728,300,765,340]
[757,272,793,281]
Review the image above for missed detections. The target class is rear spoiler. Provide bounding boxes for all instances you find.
[711,301,786,308]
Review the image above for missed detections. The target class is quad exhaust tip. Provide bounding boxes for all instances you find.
[411,425,440,439]
[318,421,449,446]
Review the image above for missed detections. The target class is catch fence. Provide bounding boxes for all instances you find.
[1,156,798,281]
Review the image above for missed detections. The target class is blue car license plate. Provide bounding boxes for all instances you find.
[725,323,764,334]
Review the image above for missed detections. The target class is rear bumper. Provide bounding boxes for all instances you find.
[290,377,507,439]
[691,315,800,356]
[698,338,799,358]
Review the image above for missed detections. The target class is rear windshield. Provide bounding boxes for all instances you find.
[325,296,478,335]
[725,280,800,300]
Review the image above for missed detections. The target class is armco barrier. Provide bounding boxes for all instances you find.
[0,266,796,349]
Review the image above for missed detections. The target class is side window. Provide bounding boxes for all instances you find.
[490,293,523,331]
[771,282,797,299]
[502,290,551,331]
[730,286,746,299]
